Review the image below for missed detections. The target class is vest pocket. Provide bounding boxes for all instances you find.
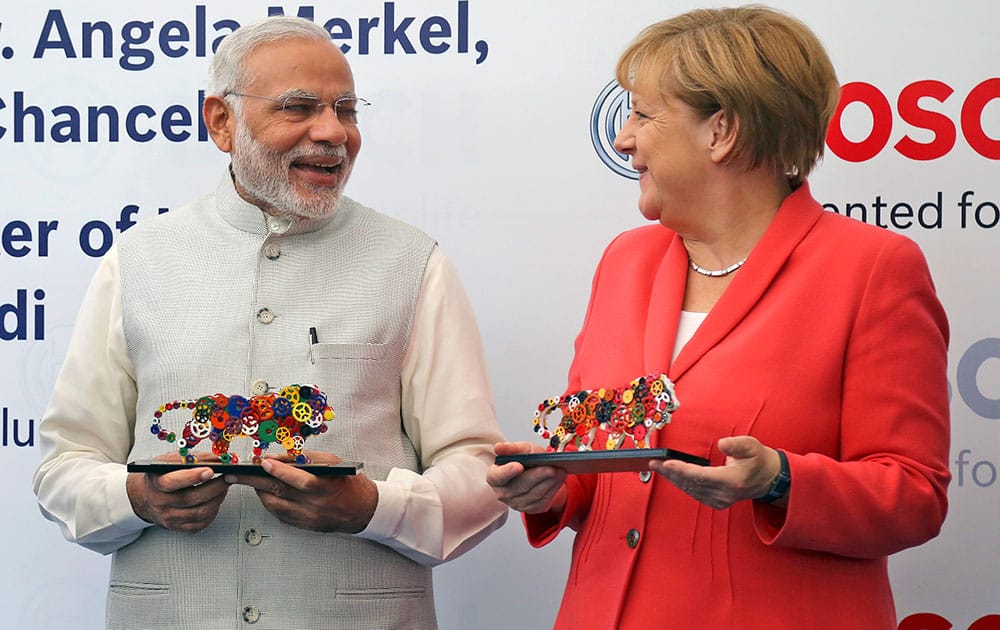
[312,342,387,361]
[108,581,169,596]
[335,586,426,599]
[107,582,175,630]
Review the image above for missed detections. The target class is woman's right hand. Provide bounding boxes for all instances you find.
[487,441,568,514]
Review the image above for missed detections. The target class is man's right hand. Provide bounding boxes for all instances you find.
[126,462,230,532]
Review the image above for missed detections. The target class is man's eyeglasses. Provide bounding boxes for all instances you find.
[225,92,371,125]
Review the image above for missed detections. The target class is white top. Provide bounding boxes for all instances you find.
[672,310,709,363]
[33,245,508,566]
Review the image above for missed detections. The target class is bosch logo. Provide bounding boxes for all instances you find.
[590,80,637,179]
[827,78,1000,162]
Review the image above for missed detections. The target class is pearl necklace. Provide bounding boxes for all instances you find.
[688,256,747,277]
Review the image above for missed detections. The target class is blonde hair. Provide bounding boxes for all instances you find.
[615,5,839,183]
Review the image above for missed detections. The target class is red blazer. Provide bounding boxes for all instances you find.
[525,184,950,629]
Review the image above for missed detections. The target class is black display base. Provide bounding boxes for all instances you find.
[127,460,362,476]
[494,448,709,474]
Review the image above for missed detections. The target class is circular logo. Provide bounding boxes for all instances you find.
[590,80,637,179]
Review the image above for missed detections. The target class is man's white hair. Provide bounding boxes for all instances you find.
[207,16,333,99]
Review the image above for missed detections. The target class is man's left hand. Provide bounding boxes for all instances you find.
[225,452,378,533]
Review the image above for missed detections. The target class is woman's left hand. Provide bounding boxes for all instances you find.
[649,436,783,510]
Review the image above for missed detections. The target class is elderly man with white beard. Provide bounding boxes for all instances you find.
[33,16,507,630]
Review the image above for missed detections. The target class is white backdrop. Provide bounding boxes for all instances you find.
[2,1,997,628]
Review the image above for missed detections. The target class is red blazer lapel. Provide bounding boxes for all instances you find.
[643,233,688,375]
[668,183,826,381]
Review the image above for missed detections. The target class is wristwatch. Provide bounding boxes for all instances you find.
[756,449,791,503]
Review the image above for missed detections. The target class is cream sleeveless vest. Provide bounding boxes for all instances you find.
[111,173,438,629]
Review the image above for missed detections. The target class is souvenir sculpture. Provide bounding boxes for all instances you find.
[533,372,679,452]
[148,384,335,465]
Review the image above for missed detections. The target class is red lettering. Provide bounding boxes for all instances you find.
[826,78,1000,161]
[827,81,893,162]
[895,80,956,160]
[961,78,1000,159]
[898,614,1000,630]
[899,612,952,630]
[969,615,1000,630]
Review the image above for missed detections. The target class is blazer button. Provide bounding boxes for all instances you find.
[638,470,652,483]
[244,528,263,546]
[257,308,275,325]
[626,528,640,548]
[242,606,261,623]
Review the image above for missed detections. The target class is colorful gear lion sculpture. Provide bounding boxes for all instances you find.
[148,384,335,465]
[533,372,679,452]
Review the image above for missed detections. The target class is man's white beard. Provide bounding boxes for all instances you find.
[230,122,353,220]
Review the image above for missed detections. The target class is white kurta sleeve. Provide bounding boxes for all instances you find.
[32,248,150,555]
[356,246,508,565]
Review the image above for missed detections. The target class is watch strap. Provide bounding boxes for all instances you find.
[756,449,791,503]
